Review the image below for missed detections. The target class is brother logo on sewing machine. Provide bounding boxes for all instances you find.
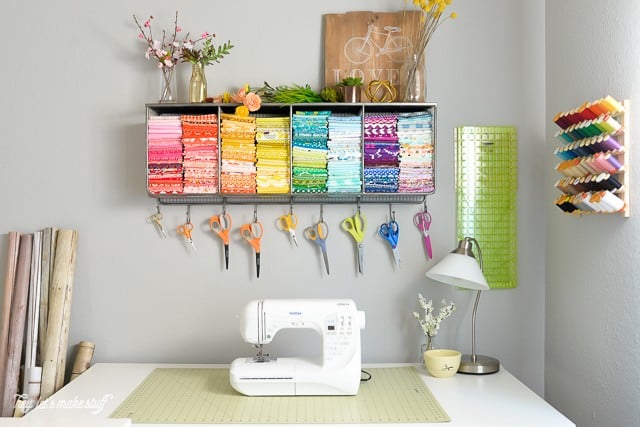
[229,299,366,396]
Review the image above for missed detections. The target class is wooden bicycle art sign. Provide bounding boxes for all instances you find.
[324,11,421,101]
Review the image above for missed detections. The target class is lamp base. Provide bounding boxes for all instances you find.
[457,354,500,375]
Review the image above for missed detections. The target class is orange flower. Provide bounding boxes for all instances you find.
[231,87,246,103]
[244,92,262,112]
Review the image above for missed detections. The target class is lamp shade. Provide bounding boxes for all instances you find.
[426,247,489,291]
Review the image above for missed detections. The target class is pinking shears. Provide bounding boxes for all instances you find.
[379,218,400,268]
[209,210,232,270]
[240,216,264,278]
[277,209,299,247]
[305,220,330,275]
[413,205,433,260]
[341,209,366,275]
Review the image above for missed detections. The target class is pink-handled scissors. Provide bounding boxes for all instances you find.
[413,210,432,260]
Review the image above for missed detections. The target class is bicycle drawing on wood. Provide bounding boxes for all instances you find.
[343,23,413,65]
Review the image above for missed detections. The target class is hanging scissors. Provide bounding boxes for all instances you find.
[413,203,433,260]
[379,217,400,268]
[177,222,196,254]
[305,220,330,275]
[341,208,366,275]
[277,208,299,247]
[209,209,232,270]
[147,204,167,238]
[240,215,264,278]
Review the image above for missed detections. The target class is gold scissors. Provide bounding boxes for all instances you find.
[177,222,196,253]
[209,212,232,270]
[341,211,366,275]
[277,212,299,247]
[304,221,330,275]
[240,221,264,278]
[147,212,166,238]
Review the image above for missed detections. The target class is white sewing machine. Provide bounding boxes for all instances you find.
[229,299,365,396]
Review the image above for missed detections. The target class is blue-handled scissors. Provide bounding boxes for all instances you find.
[413,210,433,260]
[341,212,366,275]
[305,221,330,275]
[379,220,400,268]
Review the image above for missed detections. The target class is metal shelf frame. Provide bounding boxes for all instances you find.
[146,102,436,206]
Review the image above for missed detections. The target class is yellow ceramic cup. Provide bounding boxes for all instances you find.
[424,349,462,378]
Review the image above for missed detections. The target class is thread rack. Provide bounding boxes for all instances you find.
[552,96,630,217]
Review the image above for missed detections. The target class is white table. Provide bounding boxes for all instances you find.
[24,363,574,427]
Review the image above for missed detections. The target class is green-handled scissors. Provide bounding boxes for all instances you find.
[305,221,330,275]
[341,212,366,275]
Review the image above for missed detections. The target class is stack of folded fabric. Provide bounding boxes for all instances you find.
[397,112,434,193]
[255,116,291,194]
[327,115,362,193]
[147,115,184,194]
[180,114,219,193]
[220,113,257,194]
[363,113,399,193]
[291,111,330,193]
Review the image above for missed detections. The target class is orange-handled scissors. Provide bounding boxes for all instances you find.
[177,222,196,253]
[240,221,264,278]
[277,213,299,247]
[209,213,232,270]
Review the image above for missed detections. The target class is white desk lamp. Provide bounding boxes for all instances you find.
[425,237,500,374]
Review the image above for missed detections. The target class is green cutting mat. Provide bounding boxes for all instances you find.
[110,367,449,424]
[455,126,518,289]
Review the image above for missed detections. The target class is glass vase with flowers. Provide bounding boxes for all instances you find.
[133,12,182,103]
[401,0,457,101]
[181,33,234,103]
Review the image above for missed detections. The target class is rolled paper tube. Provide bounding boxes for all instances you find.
[0,232,20,410]
[2,234,32,417]
[70,341,95,381]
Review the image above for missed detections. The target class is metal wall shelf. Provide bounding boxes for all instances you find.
[146,102,436,206]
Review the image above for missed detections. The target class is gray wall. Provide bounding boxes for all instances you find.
[0,0,546,396]
[545,1,640,426]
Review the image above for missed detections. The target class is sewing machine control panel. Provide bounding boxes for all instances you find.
[324,314,356,366]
